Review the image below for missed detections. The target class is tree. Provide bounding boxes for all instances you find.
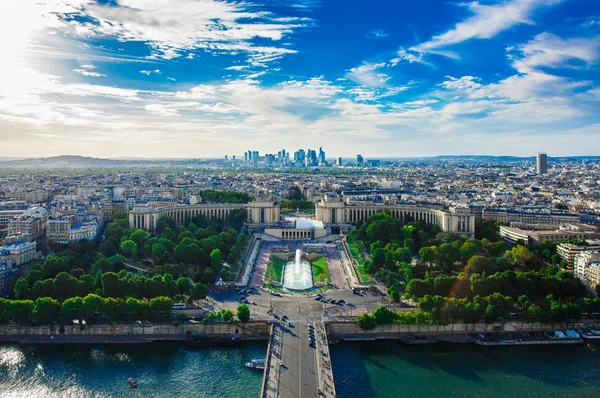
[125,297,147,320]
[31,297,60,323]
[387,286,401,302]
[372,306,396,325]
[505,245,535,268]
[101,272,120,297]
[357,313,376,330]
[418,295,436,312]
[210,249,223,269]
[221,308,234,322]
[61,296,83,321]
[176,277,192,296]
[191,282,208,301]
[237,304,250,323]
[157,216,177,232]
[130,229,150,248]
[152,243,168,263]
[419,246,437,266]
[372,248,386,269]
[437,243,461,270]
[149,296,173,321]
[119,240,137,257]
[406,278,433,298]
[488,241,508,257]
[13,278,28,300]
[465,256,495,275]
[485,304,500,323]
[460,241,481,261]
[396,247,413,263]
[81,294,104,319]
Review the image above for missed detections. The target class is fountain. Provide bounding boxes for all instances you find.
[283,249,313,291]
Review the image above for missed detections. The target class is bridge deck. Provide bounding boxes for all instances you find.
[261,320,336,398]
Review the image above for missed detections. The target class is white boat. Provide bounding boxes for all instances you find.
[579,330,600,340]
[245,359,266,370]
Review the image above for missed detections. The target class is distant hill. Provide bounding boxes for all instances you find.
[0,155,212,170]
[0,155,120,169]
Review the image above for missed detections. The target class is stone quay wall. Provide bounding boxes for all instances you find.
[327,319,600,339]
[0,321,271,344]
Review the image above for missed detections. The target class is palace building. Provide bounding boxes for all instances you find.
[129,196,281,232]
[314,195,475,236]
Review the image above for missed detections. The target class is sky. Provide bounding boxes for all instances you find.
[0,0,599,159]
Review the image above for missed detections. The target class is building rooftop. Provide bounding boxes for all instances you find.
[295,219,324,230]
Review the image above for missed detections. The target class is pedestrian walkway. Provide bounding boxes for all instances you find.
[314,320,336,398]
[261,323,284,398]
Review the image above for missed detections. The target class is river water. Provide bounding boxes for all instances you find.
[1,341,600,397]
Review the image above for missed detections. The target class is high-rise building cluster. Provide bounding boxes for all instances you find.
[228,147,340,168]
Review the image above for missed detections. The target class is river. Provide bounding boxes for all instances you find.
[1,341,600,397]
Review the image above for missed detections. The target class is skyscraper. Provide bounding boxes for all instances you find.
[536,152,547,175]
[357,154,363,165]
[318,147,326,166]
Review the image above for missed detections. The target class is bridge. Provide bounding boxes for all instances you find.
[261,319,336,398]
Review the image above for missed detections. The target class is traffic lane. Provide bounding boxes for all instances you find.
[297,323,318,398]
[277,323,318,398]
[279,324,301,398]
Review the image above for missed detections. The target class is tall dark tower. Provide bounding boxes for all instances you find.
[536,152,547,175]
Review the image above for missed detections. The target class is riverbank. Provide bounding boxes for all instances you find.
[2,318,600,346]
[0,321,270,344]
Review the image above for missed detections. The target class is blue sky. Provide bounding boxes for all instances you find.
[1,0,599,158]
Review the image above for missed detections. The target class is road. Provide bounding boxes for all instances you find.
[278,321,318,398]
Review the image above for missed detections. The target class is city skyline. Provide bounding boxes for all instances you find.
[1,0,599,158]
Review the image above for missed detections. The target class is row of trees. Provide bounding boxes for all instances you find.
[15,269,207,303]
[196,189,251,204]
[279,199,314,210]
[357,306,435,329]
[405,268,586,302]
[0,295,174,325]
[201,305,250,324]
[417,293,600,324]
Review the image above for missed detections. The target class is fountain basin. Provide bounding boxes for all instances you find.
[282,249,314,291]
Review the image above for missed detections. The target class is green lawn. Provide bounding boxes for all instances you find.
[347,242,363,264]
[312,256,331,283]
[357,265,374,284]
[264,256,285,284]
[347,241,374,284]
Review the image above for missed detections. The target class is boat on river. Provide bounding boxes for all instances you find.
[400,335,440,345]
[245,359,266,370]
[579,330,600,340]
[128,378,138,388]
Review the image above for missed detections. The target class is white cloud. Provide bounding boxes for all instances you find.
[413,0,563,54]
[366,29,390,39]
[346,62,390,87]
[509,32,600,73]
[52,0,310,65]
[73,68,106,77]
[140,69,161,76]
[226,65,250,71]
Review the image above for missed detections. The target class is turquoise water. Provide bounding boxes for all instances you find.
[2,341,600,397]
[331,341,600,398]
[0,343,266,398]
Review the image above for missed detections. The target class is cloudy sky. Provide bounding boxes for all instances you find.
[1,0,599,158]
